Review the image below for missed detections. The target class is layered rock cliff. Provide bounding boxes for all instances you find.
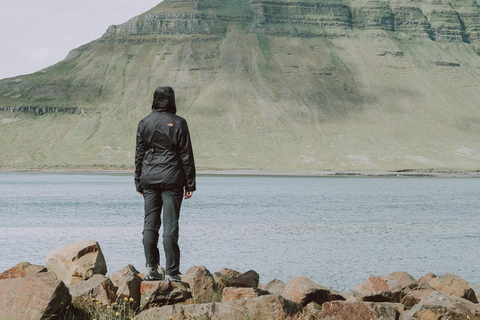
[0,0,479,171]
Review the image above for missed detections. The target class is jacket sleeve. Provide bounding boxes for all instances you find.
[177,119,196,191]
[134,121,146,192]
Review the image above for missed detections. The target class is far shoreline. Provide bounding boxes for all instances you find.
[0,167,479,178]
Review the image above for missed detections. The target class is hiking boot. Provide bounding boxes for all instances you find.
[144,266,163,281]
[165,274,181,282]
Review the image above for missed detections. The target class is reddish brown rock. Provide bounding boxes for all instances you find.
[140,280,192,307]
[399,291,480,320]
[45,239,107,286]
[418,273,436,284]
[185,266,221,303]
[282,276,346,306]
[228,270,259,289]
[354,272,418,302]
[109,264,142,308]
[109,264,139,288]
[0,272,71,320]
[425,273,478,303]
[222,287,269,302]
[0,262,47,280]
[69,274,117,308]
[137,294,302,320]
[318,301,403,320]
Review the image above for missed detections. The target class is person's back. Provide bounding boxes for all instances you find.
[135,86,196,281]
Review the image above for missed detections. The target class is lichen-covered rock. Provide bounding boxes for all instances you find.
[69,274,117,308]
[400,291,480,320]
[140,280,192,307]
[0,262,46,280]
[213,268,242,287]
[45,239,107,286]
[401,282,436,309]
[283,276,346,306]
[137,294,302,320]
[0,272,71,320]
[109,264,142,307]
[184,266,221,303]
[222,287,268,302]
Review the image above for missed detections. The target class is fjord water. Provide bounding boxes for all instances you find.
[1,172,478,291]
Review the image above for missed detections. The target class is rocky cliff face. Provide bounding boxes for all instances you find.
[1,0,480,171]
[99,0,480,42]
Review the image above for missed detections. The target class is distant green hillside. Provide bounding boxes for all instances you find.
[1,0,480,172]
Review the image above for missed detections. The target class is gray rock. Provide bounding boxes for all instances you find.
[262,278,286,295]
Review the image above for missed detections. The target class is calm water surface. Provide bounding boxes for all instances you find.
[0,172,478,291]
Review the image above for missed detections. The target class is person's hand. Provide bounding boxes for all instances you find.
[184,190,193,199]
[139,191,144,196]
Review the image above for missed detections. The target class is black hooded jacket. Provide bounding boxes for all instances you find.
[135,86,196,193]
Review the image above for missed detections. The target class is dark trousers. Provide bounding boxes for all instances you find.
[143,188,183,276]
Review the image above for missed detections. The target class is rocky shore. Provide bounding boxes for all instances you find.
[1,239,479,320]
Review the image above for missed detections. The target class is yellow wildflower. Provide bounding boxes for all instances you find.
[145,297,150,302]
[129,297,134,302]
[115,311,120,317]
[124,297,129,302]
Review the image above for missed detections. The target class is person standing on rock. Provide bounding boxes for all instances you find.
[135,86,196,281]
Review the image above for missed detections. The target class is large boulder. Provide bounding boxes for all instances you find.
[184,266,222,303]
[0,262,47,280]
[400,291,480,320]
[0,272,71,320]
[314,301,404,320]
[213,268,242,287]
[69,274,117,308]
[45,239,107,286]
[109,264,142,308]
[137,294,302,320]
[354,272,418,302]
[140,280,192,307]
[282,276,346,306]
[424,273,478,303]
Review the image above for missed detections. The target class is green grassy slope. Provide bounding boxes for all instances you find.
[1,0,480,172]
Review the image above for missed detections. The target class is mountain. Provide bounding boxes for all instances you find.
[1,0,480,172]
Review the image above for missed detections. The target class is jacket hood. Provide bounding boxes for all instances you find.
[151,86,177,114]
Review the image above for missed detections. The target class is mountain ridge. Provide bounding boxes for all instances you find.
[1,0,480,171]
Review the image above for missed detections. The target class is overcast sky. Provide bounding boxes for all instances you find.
[0,0,162,80]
